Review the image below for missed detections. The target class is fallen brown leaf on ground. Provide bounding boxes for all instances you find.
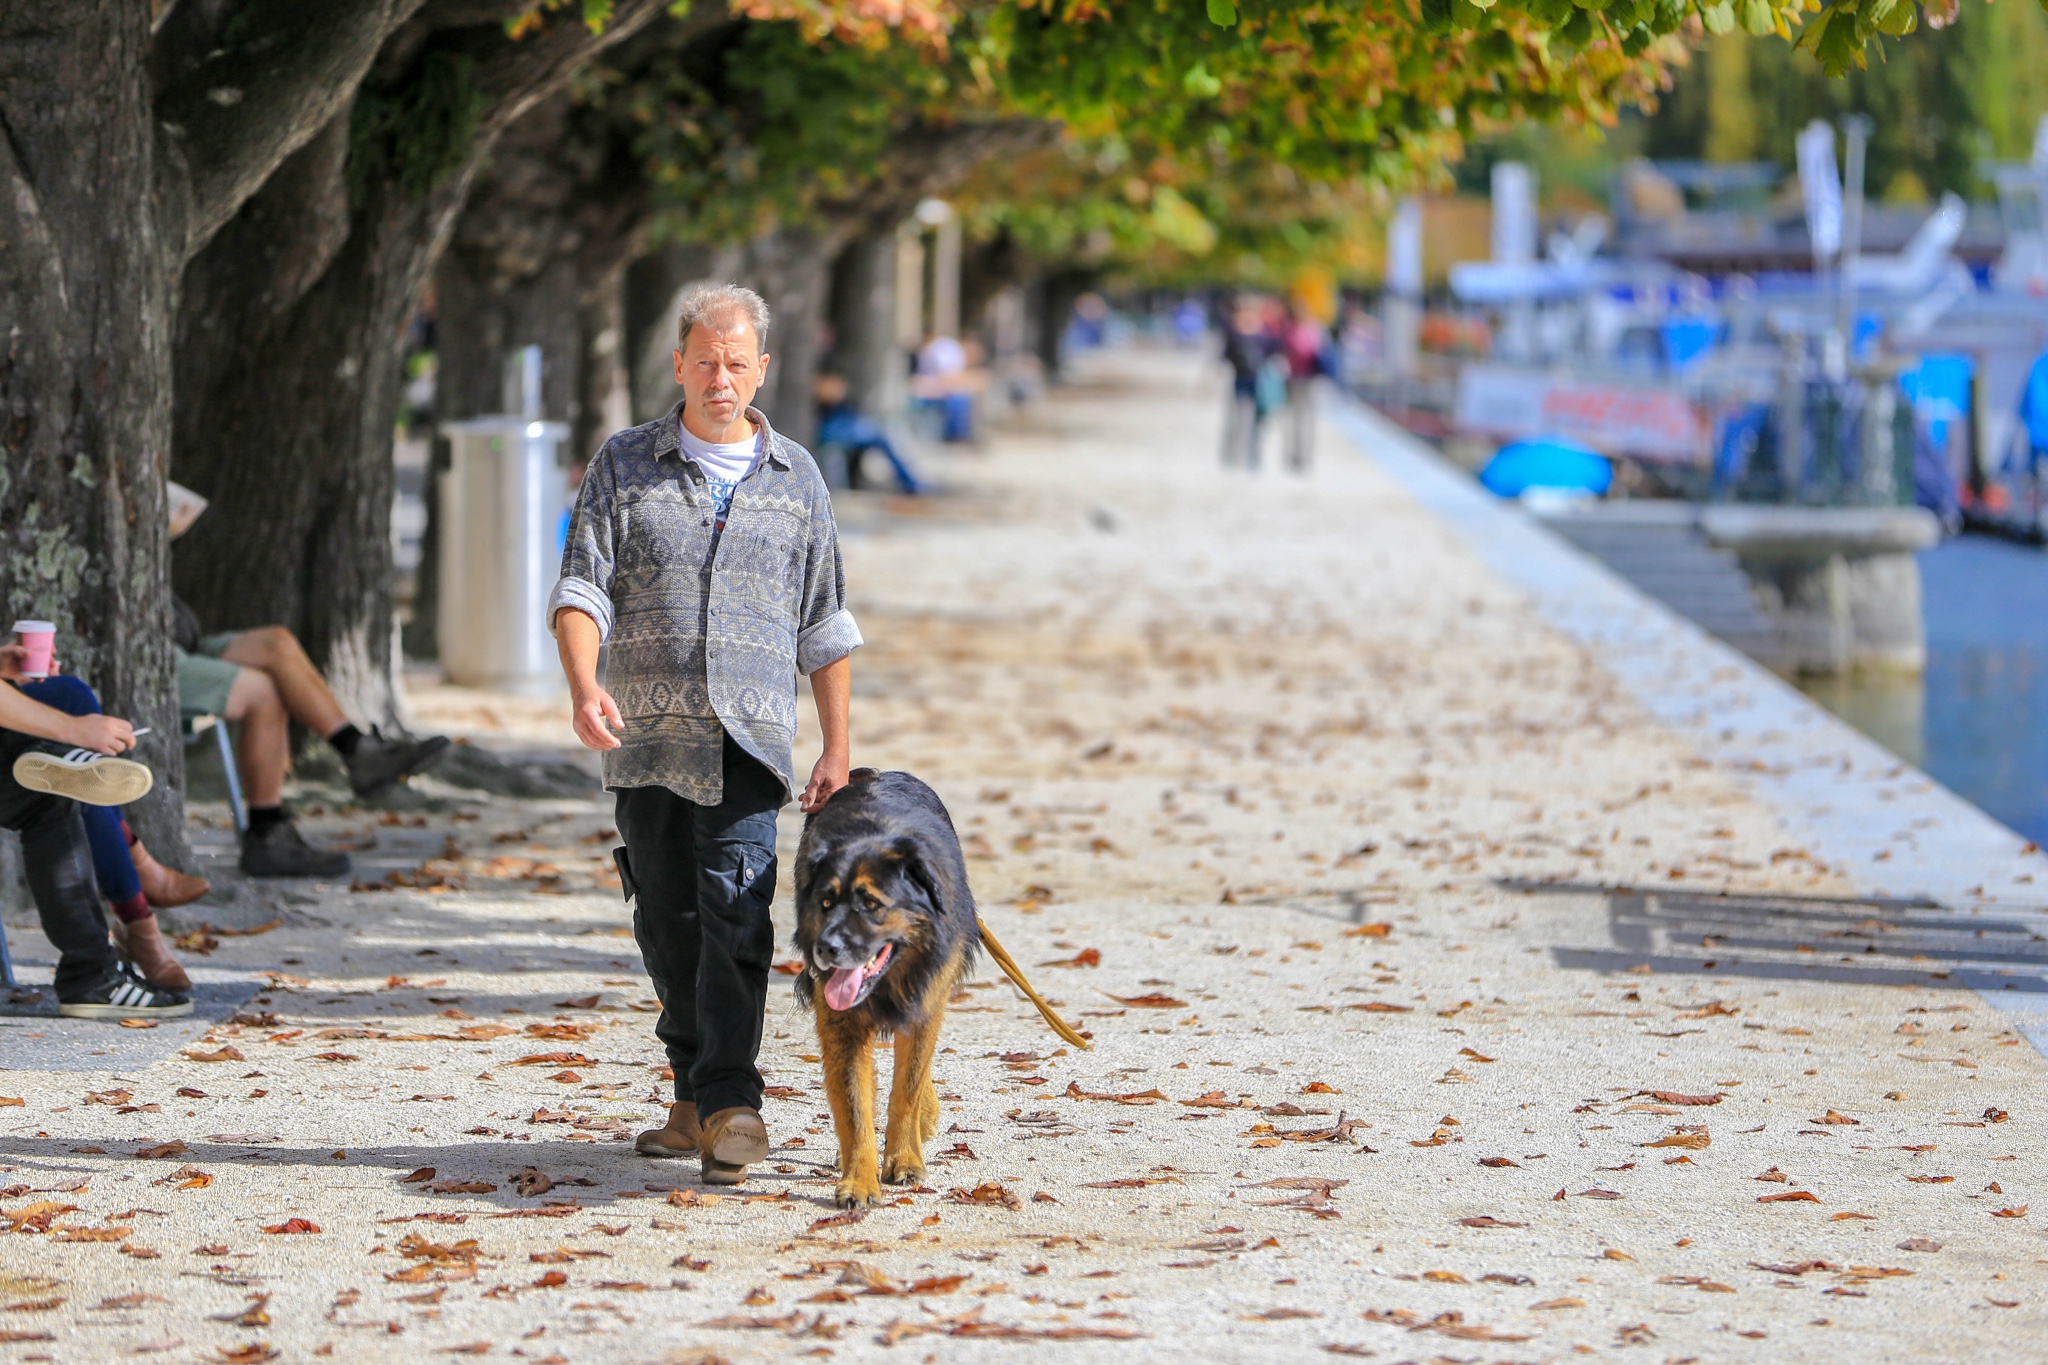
[943,1182,1022,1210]
[1065,1082,1168,1105]
[1642,1131,1711,1150]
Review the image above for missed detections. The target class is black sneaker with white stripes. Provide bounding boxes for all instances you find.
[13,744,153,807]
[58,964,192,1020]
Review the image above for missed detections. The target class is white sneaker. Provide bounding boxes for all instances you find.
[13,747,153,807]
[58,963,192,1019]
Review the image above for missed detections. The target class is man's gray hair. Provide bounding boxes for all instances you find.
[677,283,771,352]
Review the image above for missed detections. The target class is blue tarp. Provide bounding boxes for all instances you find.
[1479,440,1613,498]
[2020,352,2048,455]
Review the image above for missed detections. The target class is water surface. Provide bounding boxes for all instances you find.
[1802,537,2048,846]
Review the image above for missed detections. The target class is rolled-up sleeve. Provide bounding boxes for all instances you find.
[548,445,618,641]
[794,497,862,675]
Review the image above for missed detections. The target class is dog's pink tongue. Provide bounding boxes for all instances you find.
[823,966,867,1011]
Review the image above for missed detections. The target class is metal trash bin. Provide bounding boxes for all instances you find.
[437,414,571,696]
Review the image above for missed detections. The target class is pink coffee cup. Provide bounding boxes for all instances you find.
[12,621,54,680]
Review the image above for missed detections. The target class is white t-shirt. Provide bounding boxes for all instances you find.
[677,421,762,528]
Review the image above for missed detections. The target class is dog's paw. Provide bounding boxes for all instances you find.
[881,1153,926,1186]
[834,1176,883,1209]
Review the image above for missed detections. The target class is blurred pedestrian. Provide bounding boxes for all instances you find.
[1282,302,1331,474]
[1221,299,1273,470]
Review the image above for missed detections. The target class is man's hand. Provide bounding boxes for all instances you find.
[801,654,852,813]
[555,608,621,751]
[0,643,24,684]
[571,684,625,751]
[67,714,136,755]
[800,750,849,814]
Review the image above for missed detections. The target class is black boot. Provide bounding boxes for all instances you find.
[241,813,350,878]
[343,728,451,799]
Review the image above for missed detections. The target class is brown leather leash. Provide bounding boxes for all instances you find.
[974,917,1092,1050]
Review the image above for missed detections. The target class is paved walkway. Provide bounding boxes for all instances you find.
[1,346,2042,1363]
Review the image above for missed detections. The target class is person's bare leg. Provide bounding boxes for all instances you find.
[216,626,348,738]
[224,666,287,808]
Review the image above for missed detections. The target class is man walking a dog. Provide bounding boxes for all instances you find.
[551,284,859,1186]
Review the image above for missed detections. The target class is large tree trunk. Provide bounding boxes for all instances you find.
[171,5,681,724]
[173,160,443,726]
[418,92,647,657]
[828,226,903,418]
[733,227,836,450]
[0,3,184,854]
[434,92,648,439]
[1030,267,1096,383]
[0,0,412,862]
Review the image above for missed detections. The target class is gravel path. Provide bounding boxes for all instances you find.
[1,346,2041,1364]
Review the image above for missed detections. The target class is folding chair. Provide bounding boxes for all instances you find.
[182,711,247,834]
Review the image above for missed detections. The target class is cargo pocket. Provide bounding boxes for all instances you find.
[719,852,778,968]
[613,846,638,905]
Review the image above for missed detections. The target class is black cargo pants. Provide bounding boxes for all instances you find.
[614,734,782,1121]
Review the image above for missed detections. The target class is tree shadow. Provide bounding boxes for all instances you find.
[0,1135,842,1210]
[1502,878,2048,993]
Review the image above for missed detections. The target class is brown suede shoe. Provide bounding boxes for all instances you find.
[698,1106,769,1185]
[634,1101,701,1157]
[130,837,209,909]
[109,914,193,993]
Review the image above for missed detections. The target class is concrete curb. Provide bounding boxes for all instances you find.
[1329,397,2048,1053]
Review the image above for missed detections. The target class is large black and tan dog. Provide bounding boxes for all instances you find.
[794,770,978,1208]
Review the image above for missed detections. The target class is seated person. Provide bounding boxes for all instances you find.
[912,331,976,443]
[814,373,921,494]
[174,606,449,878]
[166,482,448,878]
[17,669,204,992]
[0,665,190,1019]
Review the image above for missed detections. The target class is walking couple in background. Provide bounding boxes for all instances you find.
[1221,293,1330,474]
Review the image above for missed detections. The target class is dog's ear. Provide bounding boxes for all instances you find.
[891,837,946,915]
[795,846,835,905]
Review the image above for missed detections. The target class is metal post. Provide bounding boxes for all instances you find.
[917,199,960,339]
[1838,115,1871,360]
[1491,164,1537,363]
[1385,197,1424,396]
[894,221,925,350]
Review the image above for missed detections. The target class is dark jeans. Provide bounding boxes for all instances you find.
[615,734,783,1119]
[0,723,119,996]
[19,676,140,904]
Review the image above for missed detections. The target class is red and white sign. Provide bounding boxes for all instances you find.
[1454,364,1707,464]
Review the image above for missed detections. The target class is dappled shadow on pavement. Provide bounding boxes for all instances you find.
[1507,879,2048,993]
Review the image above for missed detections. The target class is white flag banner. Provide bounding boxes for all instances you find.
[1797,120,1843,265]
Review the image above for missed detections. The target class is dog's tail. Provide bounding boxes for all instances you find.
[974,917,1092,1050]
